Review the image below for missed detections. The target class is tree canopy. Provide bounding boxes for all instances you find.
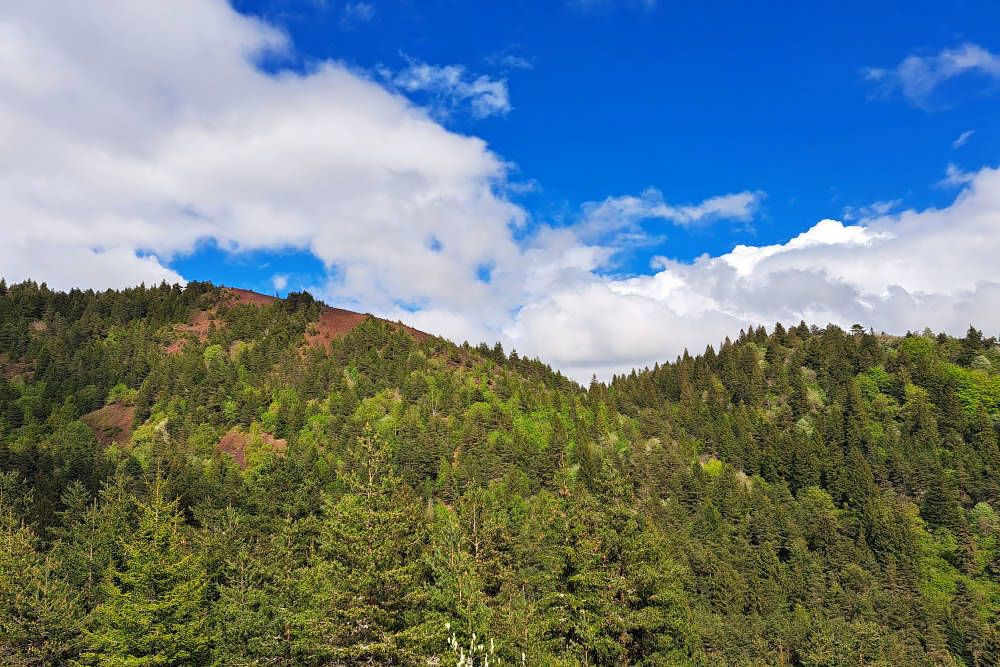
[1,281,998,665]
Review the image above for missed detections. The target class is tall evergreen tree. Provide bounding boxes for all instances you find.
[0,505,82,665]
[291,426,431,664]
[79,477,211,665]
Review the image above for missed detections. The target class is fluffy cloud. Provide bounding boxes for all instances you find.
[866,43,1000,108]
[4,1,1000,383]
[0,0,522,321]
[511,167,1000,379]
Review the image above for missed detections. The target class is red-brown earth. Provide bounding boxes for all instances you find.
[166,286,428,354]
[0,353,33,380]
[81,403,136,447]
[216,428,288,468]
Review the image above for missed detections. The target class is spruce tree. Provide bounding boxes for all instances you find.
[79,477,211,665]
[0,505,83,665]
[292,425,430,664]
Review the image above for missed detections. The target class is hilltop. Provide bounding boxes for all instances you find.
[1,280,998,665]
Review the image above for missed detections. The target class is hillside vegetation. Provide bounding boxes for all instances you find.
[1,280,998,665]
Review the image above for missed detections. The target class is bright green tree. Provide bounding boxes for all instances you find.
[0,504,83,665]
[289,425,430,664]
[79,477,211,665]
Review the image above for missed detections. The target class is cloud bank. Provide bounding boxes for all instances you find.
[0,0,521,315]
[3,1,1000,382]
[516,167,1000,379]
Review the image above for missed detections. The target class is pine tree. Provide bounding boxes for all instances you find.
[291,425,430,664]
[0,505,83,665]
[79,477,211,665]
[425,501,490,661]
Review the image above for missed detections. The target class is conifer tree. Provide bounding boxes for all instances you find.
[0,504,82,665]
[293,425,430,664]
[79,476,211,665]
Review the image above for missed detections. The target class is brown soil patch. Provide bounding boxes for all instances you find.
[0,353,33,381]
[82,403,136,447]
[216,428,287,468]
[166,308,217,354]
[220,287,279,307]
[165,288,276,355]
[305,308,369,348]
[303,305,428,350]
[178,309,215,336]
[167,287,429,354]
[164,339,187,355]
[397,321,429,342]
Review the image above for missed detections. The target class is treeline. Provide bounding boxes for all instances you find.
[1,281,998,665]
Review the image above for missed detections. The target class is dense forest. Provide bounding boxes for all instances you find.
[1,279,998,666]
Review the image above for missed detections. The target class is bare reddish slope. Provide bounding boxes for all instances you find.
[0,353,33,380]
[220,287,278,307]
[305,308,368,348]
[82,403,136,446]
[216,428,287,468]
[167,286,429,354]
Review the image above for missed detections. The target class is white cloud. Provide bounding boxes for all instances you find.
[866,43,1000,108]
[940,163,975,187]
[4,1,1000,384]
[0,0,522,315]
[381,59,510,119]
[271,274,289,291]
[952,129,975,149]
[507,166,1000,380]
[842,199,902,221]
[493,54,534,71]
[579,188,764,244]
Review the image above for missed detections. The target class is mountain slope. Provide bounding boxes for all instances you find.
[1,280,998,665]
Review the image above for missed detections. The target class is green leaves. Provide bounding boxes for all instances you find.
[3,284,1000,665]
[79,478,211,666]
[0,505,83,665]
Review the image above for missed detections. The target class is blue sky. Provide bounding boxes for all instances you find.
[215,0,1000,279]
[3,1,1000,379]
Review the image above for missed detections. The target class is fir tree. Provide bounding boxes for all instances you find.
[0,505,82,665]
[292,425,430,664]
[79,476,211,665]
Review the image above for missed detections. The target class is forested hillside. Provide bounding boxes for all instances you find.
[1,280,998,665]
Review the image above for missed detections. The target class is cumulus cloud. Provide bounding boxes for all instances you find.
[510,167,1000,379]
[0,0,522,318]
[4,1,1000,383]
[866,43,1000,108]
[380,59,510,119]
